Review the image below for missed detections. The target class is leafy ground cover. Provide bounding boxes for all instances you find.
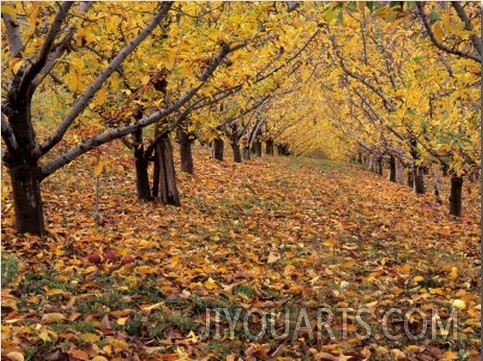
[1,143,480,361]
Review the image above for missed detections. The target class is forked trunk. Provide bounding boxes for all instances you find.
[449,174,463,217]
[153,134,180,206]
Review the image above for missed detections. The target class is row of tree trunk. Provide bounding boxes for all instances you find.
[135,129,281,207]
[362,153,468,217]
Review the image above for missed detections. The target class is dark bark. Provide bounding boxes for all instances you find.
[4,88,45,235]
[212,138,224,161]
[253,140,262,157]
[395,158,405,184]
[414,166,425,194]
[176,127,194,174]
[449,175,463,216]
[9,164,45,235]
[152,134,180,206]
[433,168,443,205]
[231,142,242,163]
[277,143,290,156]
[389,156,396,182]
[376,157,383,176]
[133,128,152,201]
[265,139,274,156]
[407,169,414,188]
[243,146,251,161]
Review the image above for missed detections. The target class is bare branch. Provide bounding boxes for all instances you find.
[1,113,18,151]
[1,13,23,58]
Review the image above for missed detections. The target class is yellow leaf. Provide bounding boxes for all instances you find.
[46,288,64,297]
[79,332,100,343]
[142,301,165,312]
[205,277,217,290]
[12,59,25,74]
[413,275,424,283]
[96,87,106,105]
[163,49,176,70]
[323,237,336,247]
[138,239,152,247]
[448,267,458,280]
[38,329,58,342]
[267,250,280,264]
[92,357,109,361]
[432,23,443,43]
[84,265,98,274]
[141,74,151,85]
[42,312,66,323]
[440,351,459,360]
[1,4,17,18]
[6,351,24,361]
[94,160,104,177]
[283,264,295,277]
[451,299,466,309]
[117,317,128,326]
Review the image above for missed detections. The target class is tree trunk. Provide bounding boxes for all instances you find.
[407,169,414,188]
[133,129,152,201]
[9,164,45,235]
[277,143,290,156]
[243,146,251,161]
[176,127,194,174]
[449,175,463,217]
[395,158,405,184]
[212,138,224,161]
[376,156,383,176]
[414,166,425,194]
[5,98,45,235]
[433,166,442,204]
[231,142,242,163]
[253,140,262,157]
[389,156,396,182]
[134,149,151,201]
[266,139,274,156]
[153,134,180,206]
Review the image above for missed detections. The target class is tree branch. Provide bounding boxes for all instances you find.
[39,2,173,156]
[1,113,18,151]
[416,2,481,63]
[1,12,23,58]
[40,42,233,179]
[451,1,481,56]
[18,2,74,98]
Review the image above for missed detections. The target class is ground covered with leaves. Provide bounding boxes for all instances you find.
[1,144,481,361]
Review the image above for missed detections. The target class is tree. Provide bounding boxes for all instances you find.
[1,2,237,234]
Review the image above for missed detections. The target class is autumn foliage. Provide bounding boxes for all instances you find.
[1,1,481,360]
[1,142,481,360]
